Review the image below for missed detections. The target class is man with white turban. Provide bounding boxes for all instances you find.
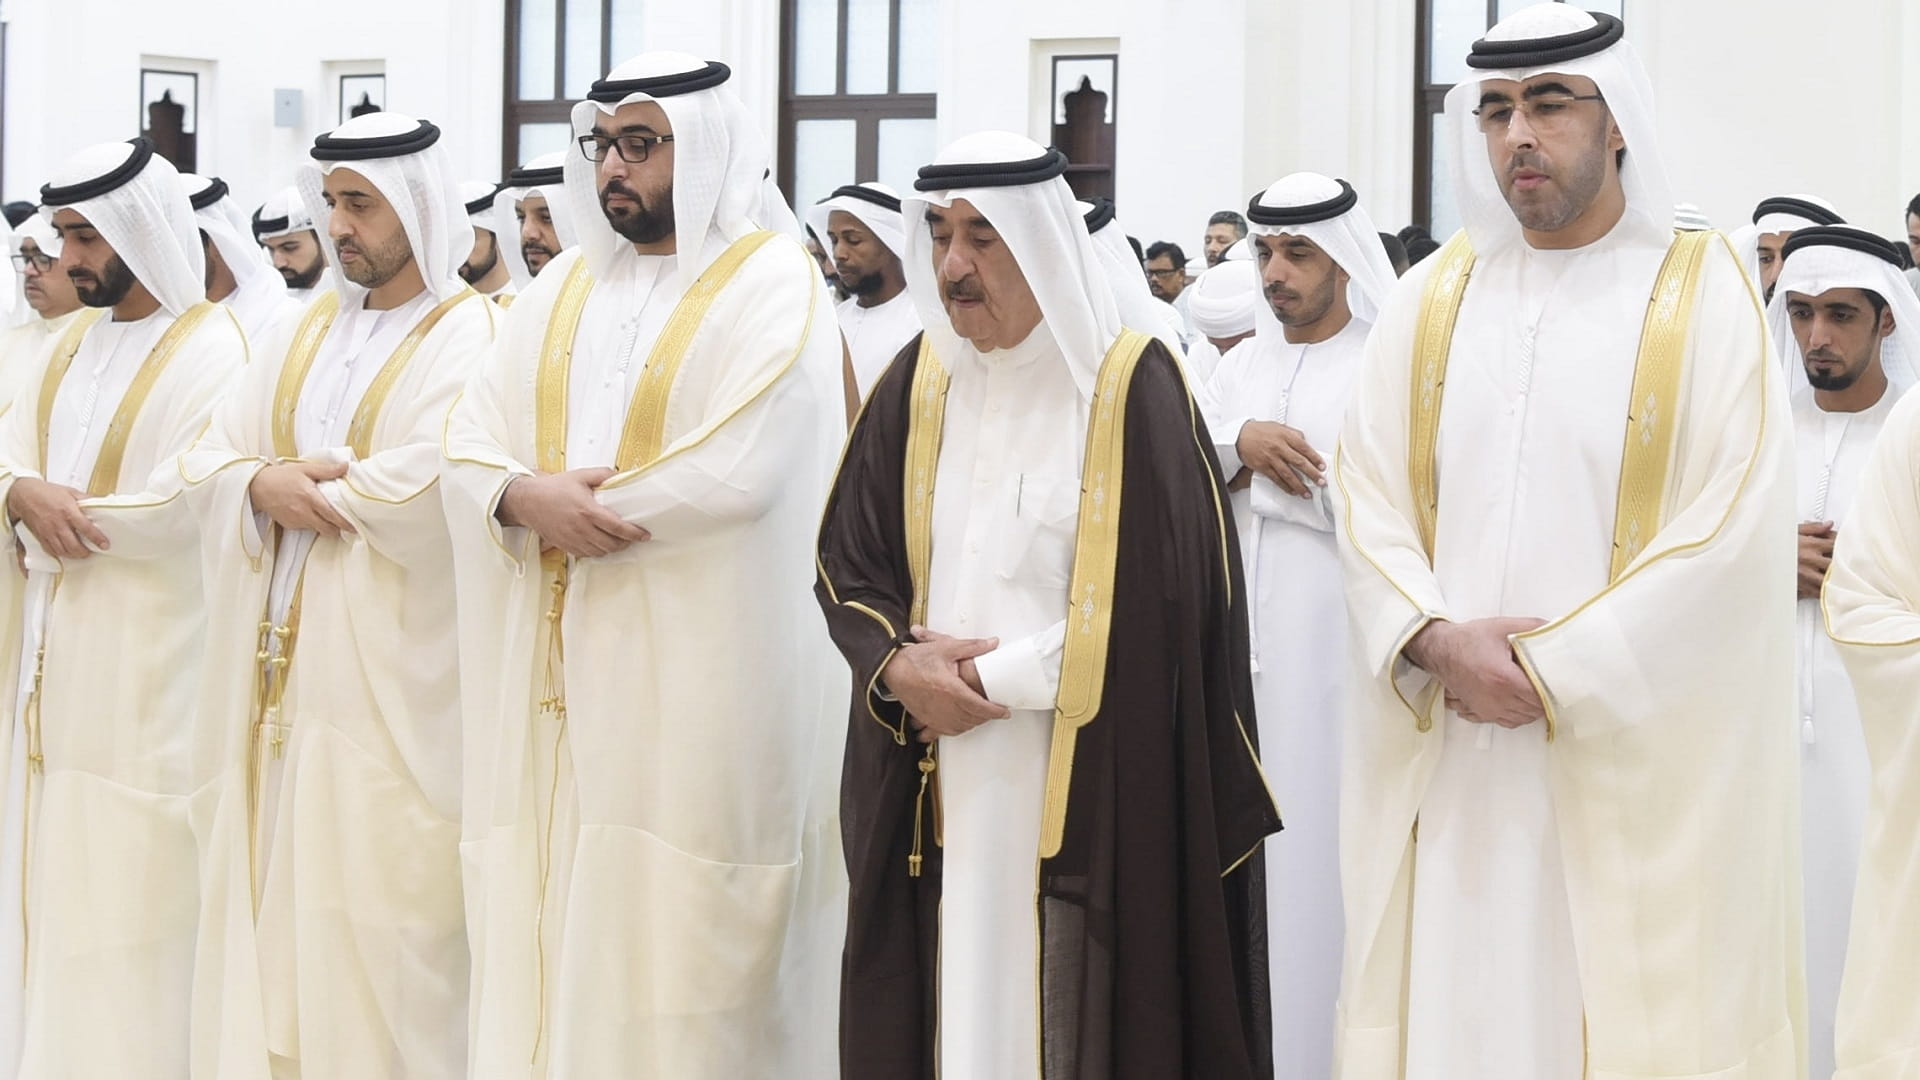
[806,182,918,399]
[186,174,302,343]
[1183,259,1259,384]
[816,130,1279,1079]
[1732,193,1845,305]
[0,135,246,1078]
[253,186,327,304]
[444,53,844,1078]
[1203,171,1394,1080]
[495,151,578,288]
[1821,256,1920,1080]
[458,179,515,303]
[1767,226,1916,1079]
[183,112,496,1080]
[0,217,86,406]
[1335,7,1800,1077]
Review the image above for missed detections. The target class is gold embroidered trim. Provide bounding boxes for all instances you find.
[1408,231,1475,560]
[612,230,780,471]
[270,291,345,458]
[344,289,479,459]
[903,337,949,628]
[34,309,109,479]
[1037,328,1153,860]
[535,259,595,474]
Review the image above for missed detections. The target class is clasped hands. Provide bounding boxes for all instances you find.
[496,468,650,558]
[1234,420,1326,499]
[1406,617,1549,729]
[882,626,1011,743]
[6,476,109,561]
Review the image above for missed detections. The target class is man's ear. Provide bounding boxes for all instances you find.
[1881,305,1897,339]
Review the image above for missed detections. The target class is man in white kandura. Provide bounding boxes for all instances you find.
[807,182,919,399]
[0,217,87,405]
[0,136,246,1079]
[1079,195,1187,356]
[1733,193,1845,306]
[445,52,845,1078]
[1773,225,1917,1080]
[253,186,327,305]
[1183,257,1259,386]
[185,174,302,343]
[458,178,515,304]
[495,151,577,289]
[1822,254,1920,1080]
[1204,171,1395,1080]
[185,112,496,1080]
[1335,6,1802,1078]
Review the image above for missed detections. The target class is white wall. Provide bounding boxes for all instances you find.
[2,0,504,210]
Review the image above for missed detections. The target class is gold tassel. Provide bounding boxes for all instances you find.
[908,748,936,877]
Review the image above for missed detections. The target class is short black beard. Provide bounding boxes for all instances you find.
[601,182,675,244]
[1806,361,1862,392]
[844,270,887,298]
[459,233,500,285]
[282,254,325,290]
[72,254,136,308]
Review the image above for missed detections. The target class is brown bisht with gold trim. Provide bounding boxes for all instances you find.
[817,329,1281,1079]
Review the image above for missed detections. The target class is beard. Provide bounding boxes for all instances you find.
[280,253,325,290]
[459,233,500,285]
[1266,276,1337,328]
[1499,130,1610,233]
[843,269,887,298]
[1805,351,1864,391]
[600,180,675,244]
[337,229,416,288]
[70,254,137,308]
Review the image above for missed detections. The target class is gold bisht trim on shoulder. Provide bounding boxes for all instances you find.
[270,291,345,458]
[611,230,779,471]
[1037,328,1154,860]
[903,336,950,628]
[494,293,515,310]
[39,302,218,495]
[536,258,597,474]
[345,288,479,458]
[34,308,109,477]
[1608,229,1712,579]
[1409,231,1476,561]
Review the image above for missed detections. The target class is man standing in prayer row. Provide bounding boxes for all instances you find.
[1735,193,1844,304]
[807,182,919,398]
[0,136,246,1079]
[459,179,516,304]
[817,130,1279,1080]
[497,151,576,286]
[1145,239,1198,345]
[446,52,845,1078]
[254,186,327,304]
[1081,197,1186,356]
[1772,225,1916,1080]
[1205,208,1248,266]
[186,174,302,343]
[1821,260,1920,1080]
[1335,7,1801,1078]
[1205,172,1395,1080]
[186,112,496,1080]
[0,218,85,404]
[1183,257,1258,385]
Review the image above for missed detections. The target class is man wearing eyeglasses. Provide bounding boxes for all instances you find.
[0,216,85,406]
[445,51,846,1078]
[1335,5,1799,1079]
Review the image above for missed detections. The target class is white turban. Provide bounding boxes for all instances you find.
[1766,225,1920,397]
[804,181,907,268]
[565,51,802,286]
[297,111,473,303]
[1078,197,1185,355]
[1222,238,1254,262]
[41,137,206,317]
[1188,260,1260,340]
[903,131,1122,400]
[253,185,317,243]
[493,151,579,288]
[1442,3,1672,255]
[183,174,288,318]
[1246,172,1398,331]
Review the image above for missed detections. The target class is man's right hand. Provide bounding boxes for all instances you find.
[1405,617,1549,729]
[882,628,1011,743]
[496,468,650,558]
[250,461,355,537]
[1235,420,1325,498]
[6,477,108,560]
[1797,520,1836,600]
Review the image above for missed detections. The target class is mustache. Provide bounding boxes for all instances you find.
[1806,349,1843,365]
[1505,152,1551,178]
[943,278,985,302]
[1265,284,1300,304]
[335,240,363,257]
[522,242,554,257]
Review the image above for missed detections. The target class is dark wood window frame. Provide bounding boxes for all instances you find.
[775,0,936,205]
[502,0,625,176]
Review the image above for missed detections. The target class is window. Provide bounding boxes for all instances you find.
[502,0,646,174]
[1050,54,1116,202]
[140,69,200,173]
[778,0,939,219]
[1413,0,1623,236]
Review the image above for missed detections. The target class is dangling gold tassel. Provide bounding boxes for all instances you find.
[908,747,936,877]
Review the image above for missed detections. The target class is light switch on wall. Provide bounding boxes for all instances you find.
[273,89,303,128]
